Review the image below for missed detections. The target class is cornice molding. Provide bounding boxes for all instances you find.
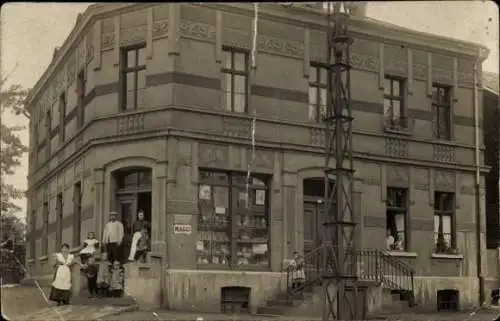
[26,3,488,109]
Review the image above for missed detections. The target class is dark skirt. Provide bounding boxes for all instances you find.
[49,286,71,304]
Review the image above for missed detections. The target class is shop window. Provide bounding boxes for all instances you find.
[436,289,459,311]
[434,192,455,254]
[386,187,408,251]
[197,170,270,268]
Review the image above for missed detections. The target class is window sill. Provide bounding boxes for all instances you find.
[28,259,36,264]
[197,264,271,271]
[386,251,418,258]
[39,255,49,262]
[384,128,412,136]
[431,253,464,260]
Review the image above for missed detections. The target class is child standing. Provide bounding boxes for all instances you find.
[82,256,98,297]
[134,228,150,263]
[96,252,111,297]
[79,232,100,265]
[291,251,305,290]
[109,260,124,297]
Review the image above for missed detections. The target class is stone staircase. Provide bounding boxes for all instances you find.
[257,247,417,318]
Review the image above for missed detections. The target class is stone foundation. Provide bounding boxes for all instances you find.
[163,270,286,313]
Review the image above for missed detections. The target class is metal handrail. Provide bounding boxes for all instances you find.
[285,245,415,305]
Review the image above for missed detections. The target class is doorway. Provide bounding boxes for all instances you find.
[302,178,334,256]
[138,192,152,225]
[113,167,153,263]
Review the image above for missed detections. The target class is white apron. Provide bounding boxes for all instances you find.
[128,232,142,261]
[52,253,73,290]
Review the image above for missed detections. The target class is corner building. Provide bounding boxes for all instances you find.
[26,3,498,314]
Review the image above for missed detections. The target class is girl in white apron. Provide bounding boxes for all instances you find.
[50,244,76,305]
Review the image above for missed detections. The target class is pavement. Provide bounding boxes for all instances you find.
[100,309,500,321]
[3,285,500,321]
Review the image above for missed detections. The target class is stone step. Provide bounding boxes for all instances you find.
[72,295,137,307]
[256,306,287,316]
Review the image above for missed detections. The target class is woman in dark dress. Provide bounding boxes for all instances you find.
[49,243,76,305]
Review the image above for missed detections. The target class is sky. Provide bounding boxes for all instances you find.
[1,2,498,220]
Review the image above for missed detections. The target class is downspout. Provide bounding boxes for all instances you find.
[473,47,488,307]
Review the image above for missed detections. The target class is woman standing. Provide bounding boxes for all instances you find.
[49,243,75,305]
[128,210,150,261]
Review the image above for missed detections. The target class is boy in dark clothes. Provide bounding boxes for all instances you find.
[82,256,98,297]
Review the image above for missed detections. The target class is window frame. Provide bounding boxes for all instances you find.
[42,202,49,256]
[222,47,249,113]
[76,70,86,128]
[432,83,452,140]
[59,91,66,143]
[120,44,147,112]
[386,187,409,252]
[56,193,63,249]
[45,109,52,155]
[309,63,328,123]
[433,191,456,253]
[197,170,270,270]
[73,182,82,247]
[29,210,36,259]
[383,75,407,130]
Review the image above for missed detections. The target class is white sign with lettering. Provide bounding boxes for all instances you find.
[174,224,192,235]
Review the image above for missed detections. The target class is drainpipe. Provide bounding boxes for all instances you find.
[473,47,488,307]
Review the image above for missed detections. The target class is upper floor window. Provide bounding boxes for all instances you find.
[42,201,49,256]
[73,182,82,247]
[59,92,66,142]
[222,49,248,113]
[29,209,36,259]
[384,76,406,130]
[434,192,455,254]
[76,70,86,127]
[432,84,452,140]
[45,109,52,155]
[386,187,408,251]
[309,64,327,123]
[120,45,146,111]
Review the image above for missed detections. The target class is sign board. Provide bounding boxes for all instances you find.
[174,224,192,235]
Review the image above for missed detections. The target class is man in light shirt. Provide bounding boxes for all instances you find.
[102,211,124,263]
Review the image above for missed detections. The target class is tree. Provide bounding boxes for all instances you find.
[1,75,30,224]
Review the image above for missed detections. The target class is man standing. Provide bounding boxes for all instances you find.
[102,211,124,263]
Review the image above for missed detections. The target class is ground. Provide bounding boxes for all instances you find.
[2,285,499,321]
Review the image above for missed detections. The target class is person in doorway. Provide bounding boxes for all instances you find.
[134,227,151,263]
[49,243,77,305]
[386,229,395,251]
[102,211,124,263]
[127,209,150,262]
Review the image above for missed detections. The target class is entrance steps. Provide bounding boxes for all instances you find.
[257,280,416,318]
